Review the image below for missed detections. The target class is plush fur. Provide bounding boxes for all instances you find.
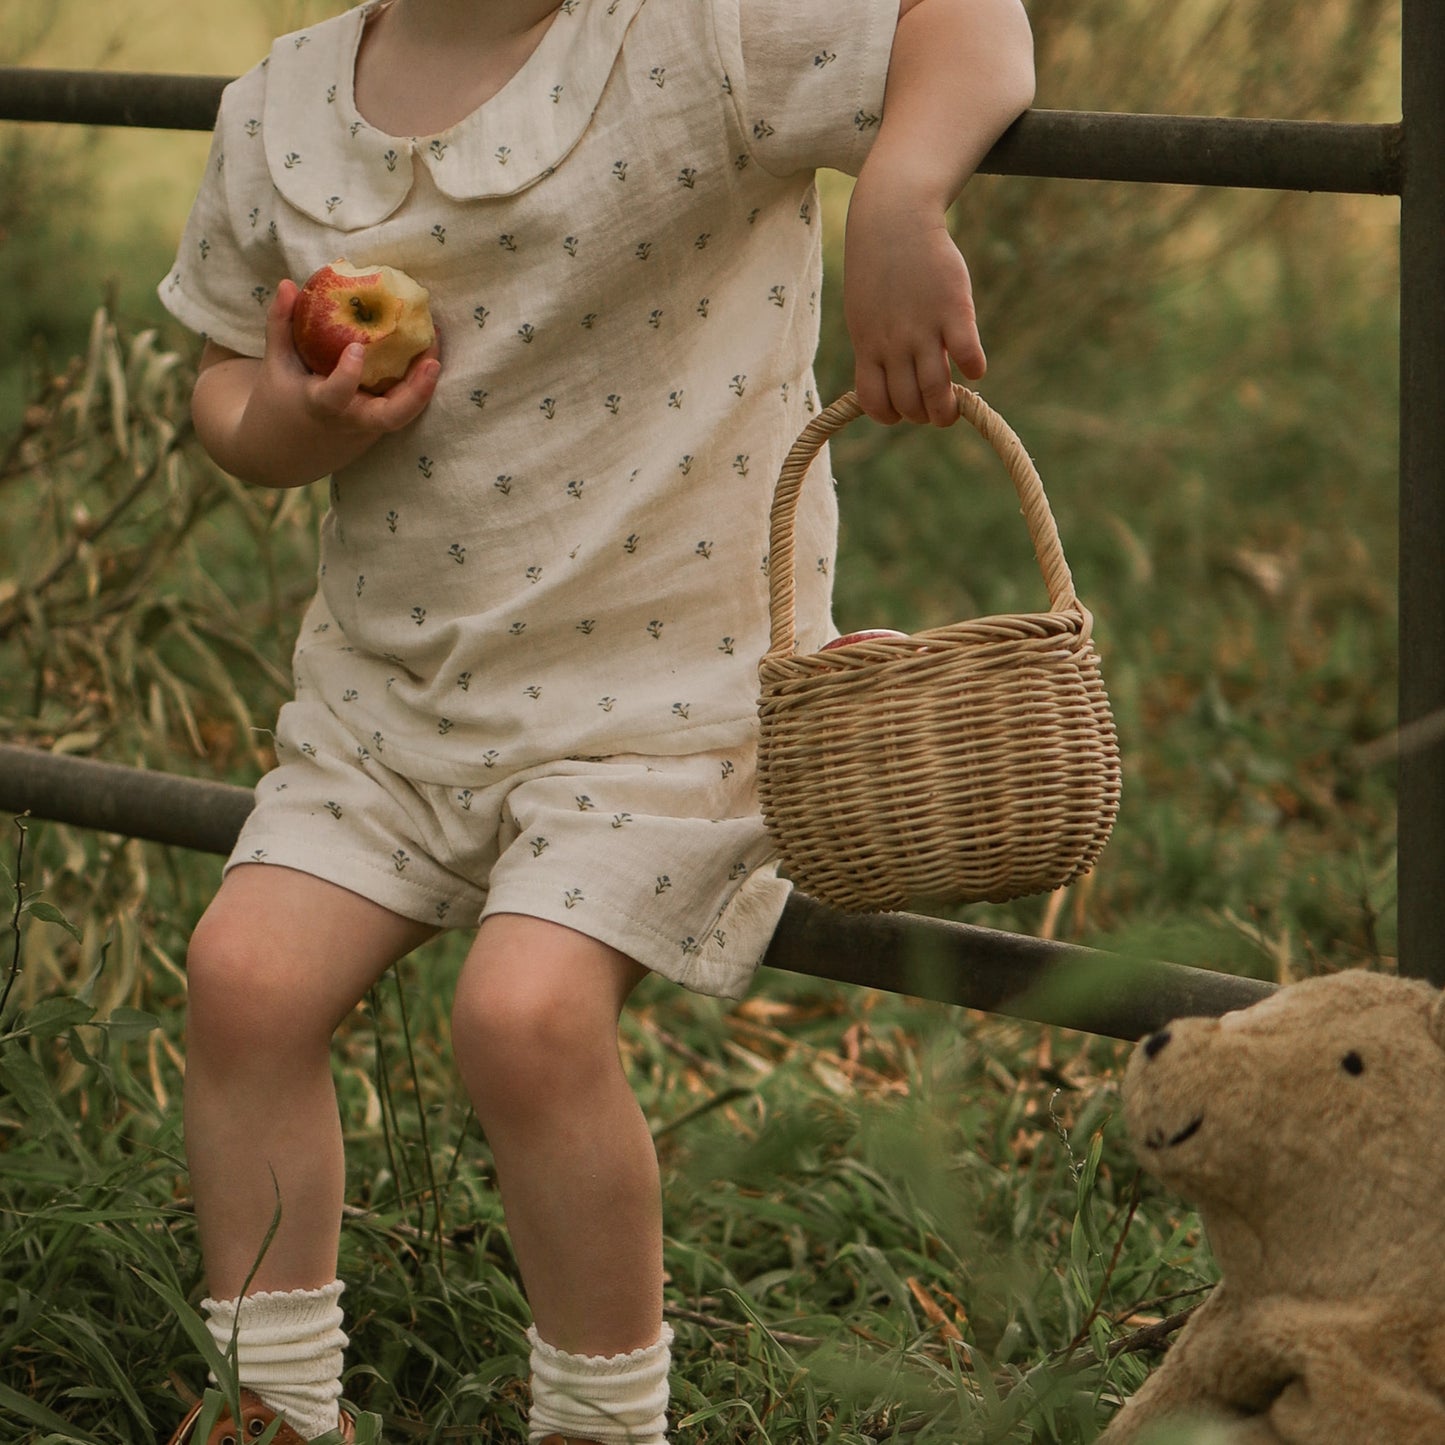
[1098,969,1445,1444]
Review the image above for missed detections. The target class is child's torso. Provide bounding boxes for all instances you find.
[179,0,892,782]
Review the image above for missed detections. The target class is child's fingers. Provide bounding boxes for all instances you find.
[857,347,959,429]
[914,348,961,428]
[886,365,930,427]
[263,279,329,395]
[366,357,442,432]
[309,343,369,414]
[945,315,987,384]
[854,358,901,426]
[263,280,301,355]
[304,341,440,434]
[263,287,301,373]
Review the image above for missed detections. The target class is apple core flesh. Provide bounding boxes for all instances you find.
[292,259,435,393]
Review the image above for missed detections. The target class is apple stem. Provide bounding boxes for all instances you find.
[349,295,378,325]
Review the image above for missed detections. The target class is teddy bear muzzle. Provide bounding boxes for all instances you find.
[1135,1031,1207,1150]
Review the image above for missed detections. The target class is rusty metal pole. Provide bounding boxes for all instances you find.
[0,72,1406,195]
[0,743,1274,1039]
[1398,0,1445,984]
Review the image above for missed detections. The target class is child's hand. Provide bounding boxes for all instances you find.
[843,168,985,429]
[192,280,442,489]
[269,278,441,426]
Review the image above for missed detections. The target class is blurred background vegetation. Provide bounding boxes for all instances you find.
[0,0,1405,1440]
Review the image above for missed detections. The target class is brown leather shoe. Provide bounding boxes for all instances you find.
[166,1390,356,1445]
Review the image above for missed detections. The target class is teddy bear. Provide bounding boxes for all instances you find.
[1096,968,1445,1444]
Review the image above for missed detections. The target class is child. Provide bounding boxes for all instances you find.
[158,0,1033,1440]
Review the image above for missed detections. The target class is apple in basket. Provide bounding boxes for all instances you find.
[820,629,909,650]
[291,258,435,393]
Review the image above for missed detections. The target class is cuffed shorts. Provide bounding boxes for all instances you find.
[225,700,788,998]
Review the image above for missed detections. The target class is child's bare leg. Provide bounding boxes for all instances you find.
[184,864,435,1298]
[451,913,663,1355]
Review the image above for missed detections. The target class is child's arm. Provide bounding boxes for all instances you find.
[191,280,441,489]
[843,0,1034,427]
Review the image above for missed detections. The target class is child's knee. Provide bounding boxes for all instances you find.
[451,916,643,1125]
[185,909,323,1056]
[451,971,616,1122]
[453,977,561,1092]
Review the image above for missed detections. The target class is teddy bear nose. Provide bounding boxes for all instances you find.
[1143,1029,1173,1060]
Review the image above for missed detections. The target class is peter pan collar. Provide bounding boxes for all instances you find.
[262,0,645,230]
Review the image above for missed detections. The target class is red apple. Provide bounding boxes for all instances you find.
[820,629,909,650]
[291,258,435,393]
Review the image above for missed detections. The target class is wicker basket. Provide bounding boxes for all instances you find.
[757,386,1122,913]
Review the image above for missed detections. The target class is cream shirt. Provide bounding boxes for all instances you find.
[161,0,897,786]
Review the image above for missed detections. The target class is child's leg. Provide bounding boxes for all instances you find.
[182,863,434,1434]
[186,863,435,1294]
[451,913,670,1440]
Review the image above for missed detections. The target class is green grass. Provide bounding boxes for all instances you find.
[1,852,1209,1441]
[0,0,1405,1435]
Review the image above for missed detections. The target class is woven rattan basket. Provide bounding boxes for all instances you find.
[757,386,1122,913]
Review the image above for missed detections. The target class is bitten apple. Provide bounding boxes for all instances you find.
[820,629,909,650]
[291,258,435,393]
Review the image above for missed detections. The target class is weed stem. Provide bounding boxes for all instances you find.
[0,814,29,1028]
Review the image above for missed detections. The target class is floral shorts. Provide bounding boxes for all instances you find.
[225,700,786,999]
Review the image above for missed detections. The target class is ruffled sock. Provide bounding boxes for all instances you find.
[203,1280,348,1440]
[527,1324,673,1444]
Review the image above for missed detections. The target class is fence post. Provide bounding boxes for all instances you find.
[1398,0,1445,985]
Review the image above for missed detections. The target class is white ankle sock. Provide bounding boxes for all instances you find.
[527,1324,673,1444]
[203,1280,348,1440]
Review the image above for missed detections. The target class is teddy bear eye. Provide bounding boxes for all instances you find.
[1341,1051,1365,1076]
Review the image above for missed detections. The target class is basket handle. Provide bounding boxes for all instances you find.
[765,385,1083,658]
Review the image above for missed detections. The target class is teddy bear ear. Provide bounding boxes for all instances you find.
[1429,988,1445,1052]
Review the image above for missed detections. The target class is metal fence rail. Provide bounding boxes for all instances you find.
[1,1,1440,1028]
[0,743,1275,1039]
[0,65,1405,195]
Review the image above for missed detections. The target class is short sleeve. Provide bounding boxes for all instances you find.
[157,66,283,357]
[712,0,897,178]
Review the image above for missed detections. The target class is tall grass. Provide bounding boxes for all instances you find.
[1,821,1207,1441]
[0,0,1403,1439]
